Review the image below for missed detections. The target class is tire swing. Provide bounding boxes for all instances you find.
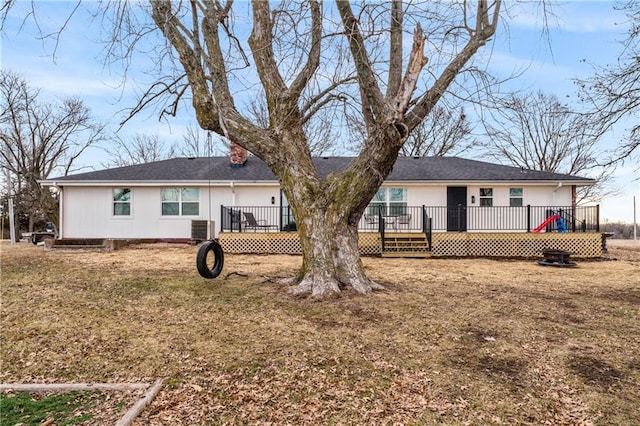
[196,240,224,279]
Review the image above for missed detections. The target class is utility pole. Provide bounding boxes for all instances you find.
[7,174,16,245]
[634,195,637,242]
[4,144,17,245]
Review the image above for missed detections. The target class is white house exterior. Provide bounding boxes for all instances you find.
[40,156,595,240]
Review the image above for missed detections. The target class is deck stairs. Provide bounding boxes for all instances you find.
[382,233,431,258]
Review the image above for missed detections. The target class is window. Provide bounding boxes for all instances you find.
[479,188,493,207]
[368,188,407,215]
[161,188,199,216]
[510,188,523,207]
[113,188,131,216]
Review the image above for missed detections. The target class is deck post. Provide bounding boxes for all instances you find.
[526,204,531,232]
[596,204,600,232]
[378,206,385,252]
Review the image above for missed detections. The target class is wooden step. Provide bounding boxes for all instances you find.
[382,234,431,258]
[382,251,432,258]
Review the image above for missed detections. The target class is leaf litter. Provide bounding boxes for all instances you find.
[0,240,638,424]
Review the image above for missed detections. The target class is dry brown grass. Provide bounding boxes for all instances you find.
[1,240,639,425]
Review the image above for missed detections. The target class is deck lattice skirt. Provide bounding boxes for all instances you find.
[219,232,603,258]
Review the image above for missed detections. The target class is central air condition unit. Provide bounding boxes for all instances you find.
[191,220,215,241]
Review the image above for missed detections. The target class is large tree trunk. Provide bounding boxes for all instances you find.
[270,124,402,297]
[289,199,384,297]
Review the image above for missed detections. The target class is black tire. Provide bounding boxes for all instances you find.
[31,234,38,245]
[196,240,224,279]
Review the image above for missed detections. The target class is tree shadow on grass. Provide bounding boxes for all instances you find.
[566,355,623,389]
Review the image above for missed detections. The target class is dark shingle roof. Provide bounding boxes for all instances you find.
[47,156,594,184]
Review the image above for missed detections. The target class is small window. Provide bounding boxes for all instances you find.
[510,188,523,207]
[113,188,131,216]
[161,188,199,216]
[479,188,493,207]
[181,188,200,215]
[161,188,180,216]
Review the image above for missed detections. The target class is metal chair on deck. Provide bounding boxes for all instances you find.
[242,212,277,232]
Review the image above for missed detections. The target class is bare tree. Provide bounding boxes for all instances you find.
[400,105,473,157]
[171,124,228,157]
[103,133,175,167]
[480,91,616,202]
[0,70,105,231]
[146,0,501,296]
[577,0,640,170]
[6,1,503,296]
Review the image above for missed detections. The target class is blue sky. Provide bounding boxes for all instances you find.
[1,1,638,223]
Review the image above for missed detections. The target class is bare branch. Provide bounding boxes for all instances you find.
[248,1,287,107]
[385,0,403,99]
[336,0,385,129]
[406,0,501,132]
[285,0,322,102]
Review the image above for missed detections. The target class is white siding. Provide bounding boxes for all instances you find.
[60,184,282,239]
[59,182,578,239]
[399,183,573,208]
[466,184,573,207]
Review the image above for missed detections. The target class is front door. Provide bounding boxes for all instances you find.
[447,186,467,232]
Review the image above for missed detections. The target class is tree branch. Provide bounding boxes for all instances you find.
[405,0,501,132]
[150,0,220,132]
[248,1,287,111]
[285,0,322,103]
[386,0,404,99]
[336,0,384,129]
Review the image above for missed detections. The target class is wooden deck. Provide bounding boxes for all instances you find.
[219,231,604,258]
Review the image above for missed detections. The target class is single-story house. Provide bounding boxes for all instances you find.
[41,155,597,244]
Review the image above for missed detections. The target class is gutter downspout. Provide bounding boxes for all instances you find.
[552,181,563,205]
[53,183,62,239]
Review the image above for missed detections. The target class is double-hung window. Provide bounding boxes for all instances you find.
[509,188,523,207]
[368,188,407,215]
[161,188,200,216]
[113,188,131,216]
[479,188,493,207]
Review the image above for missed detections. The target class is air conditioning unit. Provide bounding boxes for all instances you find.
[191,220,215,241]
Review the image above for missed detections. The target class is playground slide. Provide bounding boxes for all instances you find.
[533,215,560,233]
[533,215,568,233]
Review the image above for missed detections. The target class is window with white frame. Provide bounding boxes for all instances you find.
[161,188,200,216]
[510,187,523,207]
[479,188,493,207]
[113,188,131,216]
[368,188,407,215]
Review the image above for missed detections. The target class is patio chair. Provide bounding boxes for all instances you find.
[242,212,277,231]
[364,214,379,228]
[396,214,411,229]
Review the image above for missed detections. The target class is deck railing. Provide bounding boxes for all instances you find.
[220,204,600,233]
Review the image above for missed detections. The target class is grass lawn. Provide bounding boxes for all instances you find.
[1,240,639,424]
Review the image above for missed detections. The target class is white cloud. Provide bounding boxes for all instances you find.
[507,1,627,34]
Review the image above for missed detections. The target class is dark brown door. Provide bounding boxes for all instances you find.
[447,186,467,231]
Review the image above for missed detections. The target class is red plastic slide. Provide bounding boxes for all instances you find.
[532,215,560,233]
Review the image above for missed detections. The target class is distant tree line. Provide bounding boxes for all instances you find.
[601,221,638,239]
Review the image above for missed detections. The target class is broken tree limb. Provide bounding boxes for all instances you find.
[0,382,150,392]
[115,378,164,426]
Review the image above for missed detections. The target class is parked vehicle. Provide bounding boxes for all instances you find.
[24,222,57,244]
